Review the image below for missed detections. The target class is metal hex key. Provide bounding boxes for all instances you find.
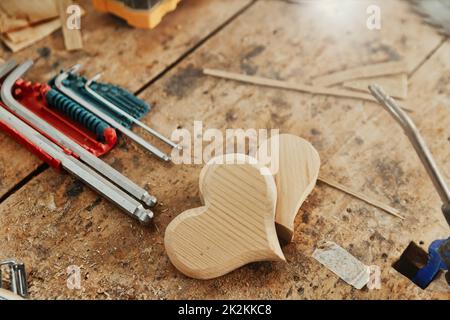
[54,68,172,161]
[369,84,450,226]
[85,73,181,150]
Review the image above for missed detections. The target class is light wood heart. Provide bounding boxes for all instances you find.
[164,154,285,280]
[258,134,321,244]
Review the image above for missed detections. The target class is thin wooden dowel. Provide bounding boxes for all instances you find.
[57,0,83,51]
[203,68,377,102]
[312,61,408,87]
[318,176,405,220]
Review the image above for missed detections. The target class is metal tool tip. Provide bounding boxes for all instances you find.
[23,59,34,66]
[368,84,382,94]
[134,207,154,225]
[142,193,158,207]
[368,84,390,102]
[68,64,82,74]
[86,73,102,86]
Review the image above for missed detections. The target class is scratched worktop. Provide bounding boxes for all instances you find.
[0,0,448,299]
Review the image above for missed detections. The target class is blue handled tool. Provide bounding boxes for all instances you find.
[412,238,450,288]
[369,85,450,289]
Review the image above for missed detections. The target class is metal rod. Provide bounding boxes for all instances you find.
[54,71,171,161]
[85,73,181,150]
[369,84,450,225]
[1,60,157,208]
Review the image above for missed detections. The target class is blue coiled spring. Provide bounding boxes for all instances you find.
[46,89,110,141]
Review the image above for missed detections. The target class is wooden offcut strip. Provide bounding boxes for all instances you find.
[57,0,83,51]
[0,7,29,34]
[1,18,61,52]
[165,154,285,280]
[318,176,405,220]
[312,61,408,87]
[258,134,321,244]
[0,0,58,34]
[343,73,408,100]
[204,68,377,102]
[3,18,60,43]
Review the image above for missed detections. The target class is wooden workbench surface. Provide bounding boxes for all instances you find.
[0,0,449,299]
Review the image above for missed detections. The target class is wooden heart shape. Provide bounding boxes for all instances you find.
[164,154,285,279]
[258,134,320,244]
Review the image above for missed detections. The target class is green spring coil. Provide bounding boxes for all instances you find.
[46,89,110,141]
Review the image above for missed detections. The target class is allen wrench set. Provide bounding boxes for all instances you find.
[0,59,178,225]
[54,64,180,161]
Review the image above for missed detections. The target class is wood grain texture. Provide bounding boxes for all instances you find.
[0,132,42,198]
[317,41,450,296]
[1,18,61,52]
[0,7,29,34]
[0,0,58,24]
[57,0,83,51]
[0,0,447,299]
[342,73,408,100]
[165,154,285,279]
[258,134,320,244]
[312,61,408,87]
[0,0,252,90]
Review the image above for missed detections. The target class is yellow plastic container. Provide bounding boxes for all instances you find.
[92,0,181,29]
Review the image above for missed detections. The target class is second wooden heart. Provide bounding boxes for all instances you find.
[164,154,285,280]
[258,134,321,244]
